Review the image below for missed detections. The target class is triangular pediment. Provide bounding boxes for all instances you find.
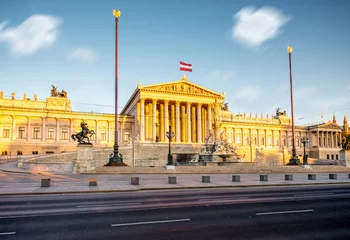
[311,122,342,130]
[139,80,223,98]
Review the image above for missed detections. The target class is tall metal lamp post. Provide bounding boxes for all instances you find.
[166,126,175,165]
[287,46,300,165]
[110,9,123,164]
[301,137,309,165]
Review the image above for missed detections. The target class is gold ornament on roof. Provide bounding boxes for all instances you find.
[113,9,121,18]
[287,46,293,53]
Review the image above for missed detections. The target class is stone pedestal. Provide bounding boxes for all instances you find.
[340,150,350,167]
[73,144,94,174]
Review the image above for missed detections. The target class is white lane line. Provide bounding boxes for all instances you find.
[0,232,16,236]
[111,218,190,227]
[77,203,141,208]
[198,197,249,202]
[256,209,314,216]
[294,193,334,197]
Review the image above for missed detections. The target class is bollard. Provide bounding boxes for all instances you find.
[329,174,337,180]
[202,176,210,183]
[89,178,97,186]
[308,174,316,180]
[260,175,268,181]
[131,177,139,185]
[232,175,240,182]
[168,176,177,184]
[41,179,51,187]
[285,175,293,181]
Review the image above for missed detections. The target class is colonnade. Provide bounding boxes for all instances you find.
[137,98,213,143]
[315,130,342,148]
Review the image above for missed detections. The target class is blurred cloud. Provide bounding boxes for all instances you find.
[232,6,291,48]
[68,47,98,63]
[0,15,62,55]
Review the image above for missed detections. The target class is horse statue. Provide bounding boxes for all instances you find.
[72,122,95,144]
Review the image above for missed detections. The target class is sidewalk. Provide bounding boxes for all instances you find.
[1,161,350,196]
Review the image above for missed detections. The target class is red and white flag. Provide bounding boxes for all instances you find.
[180,61,192,72]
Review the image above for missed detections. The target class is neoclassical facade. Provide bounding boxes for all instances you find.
[0,76,347,165]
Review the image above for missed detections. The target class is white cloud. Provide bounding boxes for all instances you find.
[234,86,263,102]
[68,47,97,63]
[232,6,291,48]
[0,15,62,55]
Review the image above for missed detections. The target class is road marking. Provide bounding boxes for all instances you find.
[77,203,141,208]
[256,209,314,216]
[0,232,16,236]
[198,197,249,202]
[294,193,334,197]
[111,218,190,227]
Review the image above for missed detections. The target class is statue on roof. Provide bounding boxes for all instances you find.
[51,85,68,98]
[221,102,229,111]
[275,107,287,117]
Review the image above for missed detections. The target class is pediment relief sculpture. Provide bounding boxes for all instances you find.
[142,82,219,97]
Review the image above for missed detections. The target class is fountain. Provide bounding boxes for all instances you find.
[198,130,241,163]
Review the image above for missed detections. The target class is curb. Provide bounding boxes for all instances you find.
[1,182,350,196]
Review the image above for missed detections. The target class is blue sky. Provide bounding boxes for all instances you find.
[0,0,349,126]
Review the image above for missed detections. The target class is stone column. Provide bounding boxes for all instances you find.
[264,129,267,147]
[187,102,191,143]
[95,120,99,143]
[152,99,157,142]
[107,121,111,143]
[317,131,320,147]
[339,132,342,148]
[181,105,186,142]
[175,101,180,142]
[197,104,202,143]
[27,117,31,141]
[164,100,169,141]
[140,98,145,141]
[191,106,196,142]
[257,130,260,147]
[171,104,175,136]
[69,119,73,142]
[272,130,274,147]
[137,102,140,136]
[279,130,282,147]
[326,131,329,148]
[11,116,16,140]
[207,104,212,134]
[42,117,45,141]
[56,118,60,142]
[160,103,164,142]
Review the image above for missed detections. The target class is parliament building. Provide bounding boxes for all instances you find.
[0,75,348,166]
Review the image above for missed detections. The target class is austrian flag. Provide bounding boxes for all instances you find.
[180,61,192,72]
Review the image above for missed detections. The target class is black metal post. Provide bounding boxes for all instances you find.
[166,126,175,165]
[302,137,308,165]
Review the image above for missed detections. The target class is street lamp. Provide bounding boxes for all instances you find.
[301,137,309,165]
[110,9,124,164]
[166,125,175,165]
[287,46,300,165]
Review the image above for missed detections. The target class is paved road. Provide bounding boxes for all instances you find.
[1,184,350,239]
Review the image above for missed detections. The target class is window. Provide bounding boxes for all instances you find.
[101,131,106,141]
[327,154,330,160]
[48,128,55,139]
[261,137,265,146]
[236,135,241,144]
[18,127,25,138]
[331,154,334,160]
[33,127,40,139]
[336,155,339,160]
[61,128,68,140]
[124,132,130,142]
[3,128,10,138]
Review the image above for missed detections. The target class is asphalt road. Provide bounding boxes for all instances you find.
[1,184,350,240]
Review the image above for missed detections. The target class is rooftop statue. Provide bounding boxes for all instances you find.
[51,85,68,98]
[72,122,95,144]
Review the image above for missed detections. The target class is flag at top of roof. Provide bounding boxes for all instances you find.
[180,61,192,72]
